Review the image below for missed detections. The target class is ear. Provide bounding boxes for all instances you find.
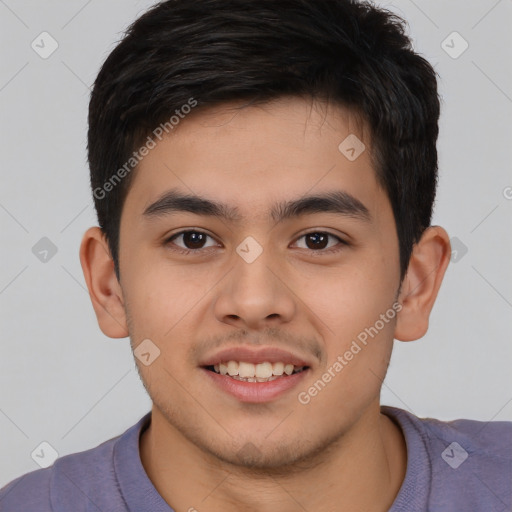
[79,227,129,338]
[394,226,451,341]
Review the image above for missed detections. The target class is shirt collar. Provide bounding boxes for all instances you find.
[114,411,175,512]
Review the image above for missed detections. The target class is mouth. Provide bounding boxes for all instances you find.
[204,361,308,382]
[201,360,311,403]
[199,346,313,402]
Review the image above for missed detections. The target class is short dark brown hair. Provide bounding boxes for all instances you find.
[88,0,440,280]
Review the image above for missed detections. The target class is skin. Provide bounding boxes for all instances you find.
[80,96,451,512]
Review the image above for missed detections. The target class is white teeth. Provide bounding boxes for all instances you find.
[255,362,273,379]
[272,362,284,376]
[238,362,254,378]
[231,375,281,382]
[226,361,239,376]
[211,360,306,379]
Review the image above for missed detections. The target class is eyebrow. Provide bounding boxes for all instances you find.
[142,188,371,224]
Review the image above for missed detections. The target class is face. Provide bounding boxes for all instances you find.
[118,96,402,469]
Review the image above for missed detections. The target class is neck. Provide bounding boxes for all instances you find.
[139,402,407,512]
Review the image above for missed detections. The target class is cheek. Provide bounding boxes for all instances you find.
[123,257,215,342]
[299,274,397,418]
[297,256,397,392]
[297,260,397,338]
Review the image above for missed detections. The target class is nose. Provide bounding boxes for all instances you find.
[213,243,296,331]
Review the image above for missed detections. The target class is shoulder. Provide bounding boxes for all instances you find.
[0,466,53,512]
[399,407,512,464]
[0,432,121,512]
[384,406,512,511]
[384,405,512,457]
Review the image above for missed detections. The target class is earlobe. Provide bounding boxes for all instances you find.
[394,226,451,342]
[79,227,129,338]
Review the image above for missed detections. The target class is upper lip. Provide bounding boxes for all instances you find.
[199,346,313,368]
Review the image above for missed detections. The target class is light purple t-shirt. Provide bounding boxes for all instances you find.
[1,406,511,511]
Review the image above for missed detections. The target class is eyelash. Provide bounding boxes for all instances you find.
[164,229,348,256]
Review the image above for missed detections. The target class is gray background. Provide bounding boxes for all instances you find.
[1,0,511,488]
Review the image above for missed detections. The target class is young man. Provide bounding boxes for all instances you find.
[1,0,510,510]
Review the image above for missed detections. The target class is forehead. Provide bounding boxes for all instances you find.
[123,96,385,223]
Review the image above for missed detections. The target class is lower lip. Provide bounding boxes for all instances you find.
[202,368,309,403]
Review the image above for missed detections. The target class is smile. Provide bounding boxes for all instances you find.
[206,361,307,382]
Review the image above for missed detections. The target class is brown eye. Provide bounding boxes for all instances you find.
[305,232,329,250]
[180,231,207,249]
[293,231,346,252]
[166,230,218,252]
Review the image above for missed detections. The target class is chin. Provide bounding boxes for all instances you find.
[200,433,335,475]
